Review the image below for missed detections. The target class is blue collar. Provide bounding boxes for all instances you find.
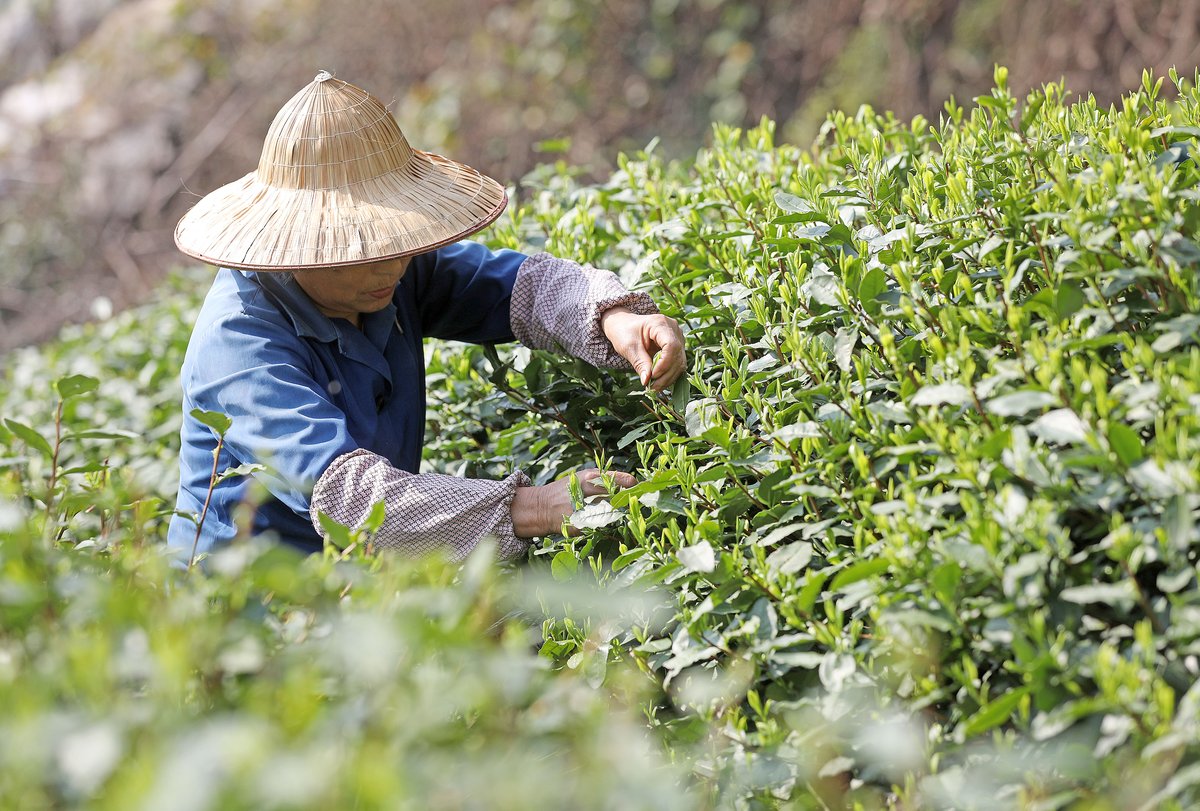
[242,270,398,355]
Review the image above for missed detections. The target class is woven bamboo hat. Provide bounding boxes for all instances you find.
[174,71,508,270]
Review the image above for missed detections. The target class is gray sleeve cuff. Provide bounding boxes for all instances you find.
[310,449,532,561]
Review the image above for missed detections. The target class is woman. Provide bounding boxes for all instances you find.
[167,71,685,562]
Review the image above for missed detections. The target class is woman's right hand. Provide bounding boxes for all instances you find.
[510,469,636,538]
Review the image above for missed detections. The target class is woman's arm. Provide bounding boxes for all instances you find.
[310,449,531,561]
[311,451,637,557]
[509,252,657,366]
[510,253,686,390]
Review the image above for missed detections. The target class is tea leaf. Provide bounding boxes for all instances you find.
[3,419,53,458]
[677,541,716,573]
[963,688,1030,737]
[986,390,1057,417]
[190,408,233,436]
[911,383,972,407]
[53,374,99,399]
[766,542,813,576]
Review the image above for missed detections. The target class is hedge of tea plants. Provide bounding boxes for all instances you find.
[0,306,695,807]
[2,68,1200,809]
[427,68,1200,808]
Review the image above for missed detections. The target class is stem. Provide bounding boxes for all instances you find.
[499,377,597,455]
[42,399,64,541]
[484,348,599,456]
[189,436,224,571]
[970,387,996,431]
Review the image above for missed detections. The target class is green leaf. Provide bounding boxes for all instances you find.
[317,511,353,551]
[67,428,141,441]
[641,490,688,515]
[1164,495,1196,552]
[773,191,814,213]
[833,327,857,373]
[963,687,1030,738]
[938,267,960,294]
[771,211,824,225]
[800,271,841,307]
[796,570,829,613]
[685,398,721,438]
[794,224,833,241]
[1107,423,1143,466]
[215,463,265,484]
[617,425,652,449]
[857,267,886,302]
[570,501,624,530]
[363,500,387,534]
[1129,460,1186,498]
[1028,408,1089,444]
[1055,282,1085,320]
[1059,581,1137,608]
[986,390,1056,417]
[191,408,233,437]
[772,422,822,443]
[911,383,972,407]
[533,137,571,153]
[611,547,646,571]
[677,541,716,573]
[551,550,579,581]
[60,461,108,475]
[884,608,953,632]
[766,542,813,576]
[1149,125,1200,138]
[3,419,53,458]
[53,374,99,399]
[670,376,692,415]
[1160,232,1200,266]
[772,650,824,670]
[831,557,889,591]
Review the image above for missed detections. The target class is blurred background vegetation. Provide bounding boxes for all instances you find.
[0,0,1196,350]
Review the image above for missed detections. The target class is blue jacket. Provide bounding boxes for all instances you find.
[168,241,527,558]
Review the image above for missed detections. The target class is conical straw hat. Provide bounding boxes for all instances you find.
[174,71,508,270]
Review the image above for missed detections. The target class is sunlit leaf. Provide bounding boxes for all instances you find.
[53,374,100,399]
[3,419,53,458]
[677,541,715,573]
[190,408,232,436]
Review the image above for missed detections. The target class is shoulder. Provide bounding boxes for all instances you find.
[410,241,529,276]
[184,271,308,380]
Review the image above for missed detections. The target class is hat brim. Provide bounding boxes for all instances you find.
[174,150,508,271]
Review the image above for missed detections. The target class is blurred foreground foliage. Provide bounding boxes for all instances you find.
[4,68,1200,808]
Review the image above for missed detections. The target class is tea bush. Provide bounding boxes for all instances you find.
[3,67,1200,809]
[429,68,1200,808]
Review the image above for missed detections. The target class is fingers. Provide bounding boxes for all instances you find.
[603,309,688,391]
[515,472,638,539]
[576,468,636,495]
[626,343,656,387]
[609,471,637,488]
[646,318,687,392]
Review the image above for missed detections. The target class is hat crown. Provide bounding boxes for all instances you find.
[255,74,414,190]
[175,72,507,270]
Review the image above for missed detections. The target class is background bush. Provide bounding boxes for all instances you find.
[3,69,1200,808]
[3,0,1199,349]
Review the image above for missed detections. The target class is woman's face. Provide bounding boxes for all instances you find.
[292,256,413,325]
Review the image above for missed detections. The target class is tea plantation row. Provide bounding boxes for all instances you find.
[2,68,1199,808]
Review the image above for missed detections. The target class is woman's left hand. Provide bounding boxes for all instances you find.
[599,306,687,392]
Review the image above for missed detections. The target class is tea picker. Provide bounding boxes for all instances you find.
[168,71,685,561]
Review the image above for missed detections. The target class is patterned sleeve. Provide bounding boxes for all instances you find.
[310,449,532,561]
[510,252,659,368]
